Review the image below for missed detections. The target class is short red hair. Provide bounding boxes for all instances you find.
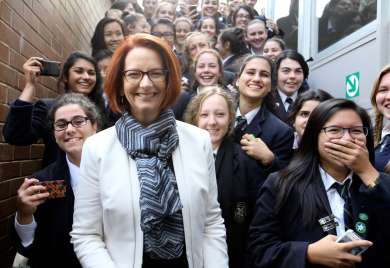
[104,33,181,114]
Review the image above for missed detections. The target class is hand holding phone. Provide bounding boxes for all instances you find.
[336,229,372,255]
[40,180,67,199]
[38,59,61,77]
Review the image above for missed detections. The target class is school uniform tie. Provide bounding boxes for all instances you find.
[332,180,353,230]
[285,97,293,112]
[234,115,247,140]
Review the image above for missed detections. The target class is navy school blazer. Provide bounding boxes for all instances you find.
[234,105,294,175]
[248,171,390,268]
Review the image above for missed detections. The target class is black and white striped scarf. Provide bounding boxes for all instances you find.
[115,109,185,259]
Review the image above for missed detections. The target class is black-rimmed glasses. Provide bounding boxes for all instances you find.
[123,69,168,84]
[322,126,368,139]
[54,116,90,131]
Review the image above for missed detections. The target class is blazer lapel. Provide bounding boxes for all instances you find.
[246,105,266,138]
[316,177,338,236]
[350,177,370,238]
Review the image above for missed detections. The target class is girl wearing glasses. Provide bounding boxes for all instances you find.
[249,98,390,268]
[231,5,255,29]
[71,34,228,268]
[3,52,105,167]
[12,93,100,268]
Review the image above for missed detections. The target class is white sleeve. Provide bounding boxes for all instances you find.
[70,139,117,268]
[202,135,229,268]
[14,213,37,247]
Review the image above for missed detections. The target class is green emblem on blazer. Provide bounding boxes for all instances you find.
[358,213,368,221]
[355,222,366,234]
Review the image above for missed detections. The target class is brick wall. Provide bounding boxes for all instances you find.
[0,0,112,266]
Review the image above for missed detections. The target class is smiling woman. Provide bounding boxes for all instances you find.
[2,51,105,168]
[11,93,100,268]
[71,33,228,268]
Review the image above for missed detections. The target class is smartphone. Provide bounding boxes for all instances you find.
[39,59,61,77]
[188,5,197,13]
[40,180,66,199]
[336,229,370,255]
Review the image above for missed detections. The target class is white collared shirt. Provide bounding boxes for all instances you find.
[277,89,298,112]
[319,167,353,236]
[66,155,80,190]
[235,106,261,126]
[222,54,234,65]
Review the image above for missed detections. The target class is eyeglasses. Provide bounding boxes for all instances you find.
[54,116,90,131]
[123,69,168,83]
[151,32,174,38]
[322,126,368,139]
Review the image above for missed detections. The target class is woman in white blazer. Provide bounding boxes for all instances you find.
[70,33,228,268]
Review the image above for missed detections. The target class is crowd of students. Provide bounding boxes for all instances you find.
[3,0,390,268]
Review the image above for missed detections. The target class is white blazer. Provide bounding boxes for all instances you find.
[71,121,228,268]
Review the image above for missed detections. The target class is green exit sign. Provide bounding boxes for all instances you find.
[345,72,360,99]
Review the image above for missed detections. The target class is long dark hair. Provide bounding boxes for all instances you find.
[237,55,276,113]
[276,98,374,227]
[58,51,105,114]
[91,17,125,57]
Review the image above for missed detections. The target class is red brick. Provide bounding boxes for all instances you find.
[0,144,13,161]
[0,21,21,53]
[13,145,30,160]
[0,84,7,103]
[37,20,52,42]
[0,196,17,218]
[0,104,9,122]
[51,37,63,56]
[9,49,25,73]
[31,144,44,159]
[20,39,40,59]
[40,76,57,91]
[35,84,48,99]
[7,87,20,104]
[0,181,11,200]
[0,63,17,87]
[0,162,21,181]
[20,160,41,177]
[0,2,12,25]
[23,0,33,8]
[5,0,24,16]
[12,12,47,55]
[0,43,9,64]
[9,177,24,196]
[0,124,4,142]
[22,4,40,31]
[17,72,26,91]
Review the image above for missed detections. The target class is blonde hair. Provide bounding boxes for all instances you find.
[370,64,390,146]
[184,85,236,136]
[184,31,212,60]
